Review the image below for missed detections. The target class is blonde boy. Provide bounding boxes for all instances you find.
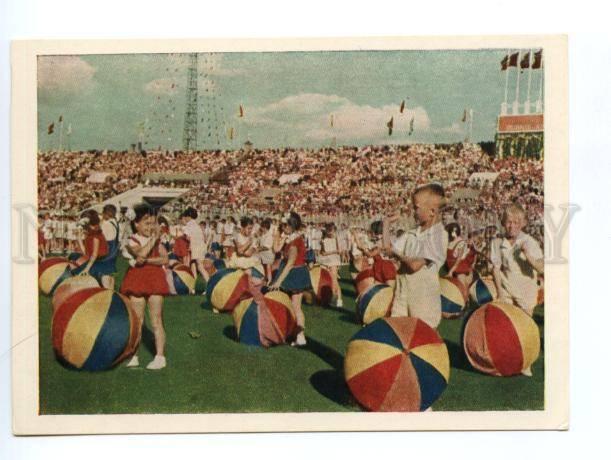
[491,203,544,317]
[386,184,448,329]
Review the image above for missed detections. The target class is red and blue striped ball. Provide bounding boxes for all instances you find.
[232,290,298,347]
[440,277,468,318]
[463,301,540,376]
[469,276,497,306]
[39,257,76,295]
[171,264,196,295]
[309,265,333,307]
[356,283,393,325]
[345,317,450,411]
[205,268,251,312]
[52,287,141,371]
[52,274,100,312]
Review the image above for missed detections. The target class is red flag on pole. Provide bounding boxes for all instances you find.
[239,105,244,117]
[532,50,543,69]
[461,109,467,122]
[400,100,405,113]
[501,54,509,71]
[386,117,393,136]
[508,52,519,67]
[47,122,54,134]
[58,115,63,123]
[520,52,531,69]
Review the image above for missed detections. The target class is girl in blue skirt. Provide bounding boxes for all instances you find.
[269,212,310,346]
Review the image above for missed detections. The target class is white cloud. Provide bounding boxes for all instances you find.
[38,56,96,94]
[144,78,181,95]
[242,93,433,143]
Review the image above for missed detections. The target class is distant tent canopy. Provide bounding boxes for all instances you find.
[468,172,500,186]
[86,172,116,184]
[143,172,209,184]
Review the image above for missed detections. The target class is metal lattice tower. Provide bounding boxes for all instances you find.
[182,53,199,152]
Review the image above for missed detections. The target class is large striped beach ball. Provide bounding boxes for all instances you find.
[309,265,333,307]
[354,268,375,297]
[171,264,196,295]
[345,317,450,412]
[232,290,298,347]
[469,276,497,306]
[355,283,393,325]
[440,277,468,318]
[39,257,76,295]
[52,274,100,311]
[463,301,541,376]
[52,287,141,371]
[205,268,250,312]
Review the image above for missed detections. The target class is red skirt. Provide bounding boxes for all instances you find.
[120,264,170,298]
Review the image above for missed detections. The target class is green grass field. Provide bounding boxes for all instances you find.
[39,257,544,414]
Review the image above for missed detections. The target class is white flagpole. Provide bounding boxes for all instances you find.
[58,118,64,152]
[525,49,533,114]
[502,49,510,115]
[469,109,474,142]
[536,52,544,113]
[513,51,521,115]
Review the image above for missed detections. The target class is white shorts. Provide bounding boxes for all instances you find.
[258,249,274,265]
[318,254,341,267]
[391,265,441,329]
[190,244,206,261]
[497,272,539,315]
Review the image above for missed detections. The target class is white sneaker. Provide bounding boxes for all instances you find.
[336,298,343,308]
[212,308,220,314]
[126,355,139,368]
[424,407,434,412]
[521,366,533,377]
[146,355,166,370]
[293,331,307,347]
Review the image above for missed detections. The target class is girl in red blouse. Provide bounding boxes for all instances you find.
[445,223,476,289]
[269,212,310,347]
[120,205,170,370]
[74,210,109,281]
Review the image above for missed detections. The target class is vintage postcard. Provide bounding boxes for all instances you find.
[11,36,568,434]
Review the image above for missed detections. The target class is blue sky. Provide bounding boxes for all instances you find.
[37,49,543,150]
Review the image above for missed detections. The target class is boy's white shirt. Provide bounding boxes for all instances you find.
[183,219,205,247]
[490,231,543,276]
[490,231,543,310]
[101,218,118,241]
[392,221,448,272]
